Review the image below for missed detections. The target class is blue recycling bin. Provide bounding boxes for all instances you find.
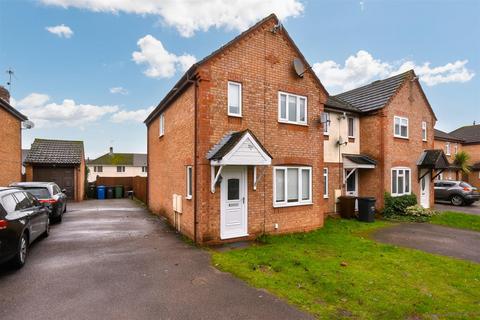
[97,185,106,200]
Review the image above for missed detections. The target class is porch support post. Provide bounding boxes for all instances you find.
[210,165,224,193]
[343,168,357,184]
[418,167,430,182]
[253,166,257,191]
[431,169,445,181]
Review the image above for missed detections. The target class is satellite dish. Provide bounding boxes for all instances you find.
[22,120,35,130]
[293,58,305,78]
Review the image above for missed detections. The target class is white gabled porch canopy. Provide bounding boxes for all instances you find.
[342,153,377,183]
[207,129,272,193]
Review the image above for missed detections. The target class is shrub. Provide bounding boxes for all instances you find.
[405,205,438,217]
[383,192,417,217]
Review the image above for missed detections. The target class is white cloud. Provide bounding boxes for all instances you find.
[110,86,129,95]
[111,106,154,123]
[132,35,196,78]
[15,93,118,128]
[312,50,475,93]
[45,24,74,38]
[40,0,304,37]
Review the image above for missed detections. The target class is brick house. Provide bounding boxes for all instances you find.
[25,139,86,201]
[145,14,328,244]
[433,129,465,180]
[448,124,480,187]
[0,86,28,186]
[325,71,444,210]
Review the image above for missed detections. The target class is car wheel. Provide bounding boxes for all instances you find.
[11,233,28,269]
[56,213,63,223]
[63,204,67,213]
[43,219,50,238]
[450,195,465,206]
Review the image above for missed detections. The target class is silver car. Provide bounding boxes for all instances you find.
[434,180,480,206]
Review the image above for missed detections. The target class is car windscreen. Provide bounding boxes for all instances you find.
[22,187,51,199]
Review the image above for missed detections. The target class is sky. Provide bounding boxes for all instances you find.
[0,0,478,158]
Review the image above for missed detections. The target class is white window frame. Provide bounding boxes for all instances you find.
[142,166,147,173]
[454,143,458,155]
[278,91,307,126]
[159,113,165,137]
[322,112,330,135]
[186,166,193,200]
[394,116,409,139]
[348,117,355,138]
[273,166,312,207]
[323,168,329,198]
[391,167,411,196]
[117,166,126,173]
[422,121,427,141]
[445,142,451,156]
[93,165,103,173]
[227,81,242,117]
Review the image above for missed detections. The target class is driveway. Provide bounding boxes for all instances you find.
[373,223,480,263]
[435,201,480,215]
[0,199,311,320]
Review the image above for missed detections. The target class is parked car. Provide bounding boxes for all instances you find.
[0,187,50,268]
[10,182,67,223]
[434,180,480,206]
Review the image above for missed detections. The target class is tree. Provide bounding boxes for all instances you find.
[453,151,471,180]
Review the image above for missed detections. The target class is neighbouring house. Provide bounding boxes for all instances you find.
[325,70,445,210]
[145,14,328,244]
[86,147,147,182]
[0,86,28,186]
[433,129,465,180]
[449,123,480,187]
[24,139,85,201]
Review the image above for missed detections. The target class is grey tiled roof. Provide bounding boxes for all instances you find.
[343,154,377,165]
[206,129,272,161]
[330,71,412,113]
[133,154,147,167]
[417,149,449,169]
[325,96,359,113]
[449,124,480,144]
[434,129,464,143]
[25,139,84,165]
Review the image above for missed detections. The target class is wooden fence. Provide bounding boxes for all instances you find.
[94,176,147,203]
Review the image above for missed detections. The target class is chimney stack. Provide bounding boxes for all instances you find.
[109,147,113,155]
[0,86,10,104]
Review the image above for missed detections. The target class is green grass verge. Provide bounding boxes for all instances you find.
[211,219,480,319]
[430,211,480,232]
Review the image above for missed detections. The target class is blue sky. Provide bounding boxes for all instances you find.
[0,0,478,158]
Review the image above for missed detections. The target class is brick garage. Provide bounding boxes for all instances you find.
[146,14,327,244]
[0,86,28,186]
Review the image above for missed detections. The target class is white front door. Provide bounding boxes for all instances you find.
[220,166,248,239]
[345,169,358,196]
[420,171,430,208]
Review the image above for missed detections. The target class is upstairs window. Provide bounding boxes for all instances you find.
[159,114,165,137]
[142,166,147,173]
[228,81,242,117]
[323,168,329,198]
[322,112,330,135]
[422,121,427,141]
[348,117,355,138]
[391,167,411,196]
[278,92,307,125]
[454,143,458,155]
[117,166,125,173]
[394,116,409,138]
[445,142,451,155]
[273,166,312,207]
[94,166,103,173]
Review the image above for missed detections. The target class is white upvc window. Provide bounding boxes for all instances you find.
[445,142,451,156]
[273,166,312,207]
[348,117,355,138]
[159,114,165,137]
[93,166,103,173]
[394,116,409,138]
[454,143,458,155]
[391,167,411,196]
[323,168,328,198]
[322,112,330,135]
[117,166,126,173]
[228,81,242,117]
[278,92,307,125]
[186,166,193,200]
[422,121,427,141]
[142,166,147,173]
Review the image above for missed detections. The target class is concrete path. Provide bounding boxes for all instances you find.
[435,202,480,216]
[374,223,480,263]
[0,199,311,320]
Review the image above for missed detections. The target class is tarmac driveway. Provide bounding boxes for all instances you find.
[435,201,480,215]
[373,223,480,263]
[0,199,311,320]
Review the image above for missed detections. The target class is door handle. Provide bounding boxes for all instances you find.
[242,197,245,204]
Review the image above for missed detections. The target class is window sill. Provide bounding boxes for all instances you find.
[324,133,329,136]
[393,135,409,140]
[228,113,242,118]
[273,201,313,208]
[323,195,329,199]
[278,120,308,127]
[185,196,192,200]
[391,192,412,197]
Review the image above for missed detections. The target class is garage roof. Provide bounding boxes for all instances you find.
[25,139,84,165]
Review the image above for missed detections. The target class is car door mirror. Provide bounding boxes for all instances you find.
[61,189,67,194]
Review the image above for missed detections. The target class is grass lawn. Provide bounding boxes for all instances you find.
[211,219,480,319]
[430,211,480,232]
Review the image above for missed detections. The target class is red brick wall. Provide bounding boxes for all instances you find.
[462,143,480,186]
[324,162,342,213]
[360,79,436,209]
[0,108,22,186]
[147,85,196,239]
[194,19,327,243]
